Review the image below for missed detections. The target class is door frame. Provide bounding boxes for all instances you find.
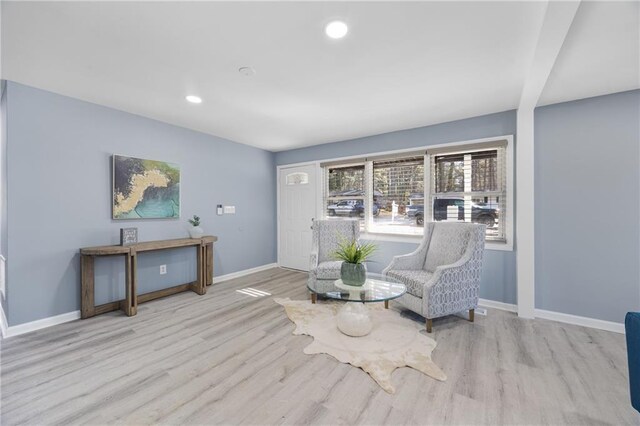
[276,161,322,269]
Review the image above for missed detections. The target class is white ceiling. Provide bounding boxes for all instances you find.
[2,2,638,151]
[539,1,639,106]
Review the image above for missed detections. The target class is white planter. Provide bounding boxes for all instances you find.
[189,226,204,239]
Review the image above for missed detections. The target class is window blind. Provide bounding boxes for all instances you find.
[323,164,366,226]
[369,156,425,235]
[318,138,510,243]
[326,165,365,200]
[429,145,507,241]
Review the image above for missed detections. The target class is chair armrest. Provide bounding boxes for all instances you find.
[382,252,425,274]
[426,252,473,287]
[382,235,430,275]
[309,251,319,271]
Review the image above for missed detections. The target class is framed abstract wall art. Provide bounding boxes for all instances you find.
[112,154,180,219]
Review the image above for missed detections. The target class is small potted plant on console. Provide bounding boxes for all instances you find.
[188,215,204,239]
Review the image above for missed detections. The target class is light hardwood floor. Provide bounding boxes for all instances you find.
[1,268,638,425]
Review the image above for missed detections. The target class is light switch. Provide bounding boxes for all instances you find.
[224,205,236,214]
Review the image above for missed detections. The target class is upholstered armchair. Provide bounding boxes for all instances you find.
[382,222,485,333]
[308,219,360,300]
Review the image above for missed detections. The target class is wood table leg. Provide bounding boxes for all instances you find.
[193,243,206,295]
[384,300,389,309]
[81,255,95,319]
[205,243,213,286]
[131,251,138,315]
[311,293,317,304]
[123,251,137,316]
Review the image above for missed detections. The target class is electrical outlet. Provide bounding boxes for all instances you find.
[160,264,167,275]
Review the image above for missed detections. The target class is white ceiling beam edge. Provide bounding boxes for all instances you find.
[519,0,583,111]
[516,0,581,319]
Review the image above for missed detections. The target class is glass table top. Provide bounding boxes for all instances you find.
[308,273,406,303]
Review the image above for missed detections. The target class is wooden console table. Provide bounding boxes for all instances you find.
[80,236,217,319]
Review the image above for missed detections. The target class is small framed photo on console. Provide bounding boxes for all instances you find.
[120,228,138,246]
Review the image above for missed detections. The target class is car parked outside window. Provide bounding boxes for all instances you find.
[405,197,497,227]
[327,200,380,217]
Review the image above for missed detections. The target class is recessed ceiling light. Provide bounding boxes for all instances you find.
[185,95,202,104]
[325,21,348,39]
[239,67,256,77]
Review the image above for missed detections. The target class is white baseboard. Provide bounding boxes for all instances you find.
[478,298,517,313]
[477,299,624,334]
[214,263,279,283]
[535,308,625,334]
[1,266,624,338]
[0,263,279,339]
[2,310,81,339]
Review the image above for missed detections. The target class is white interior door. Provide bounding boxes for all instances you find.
[278,164,317,271]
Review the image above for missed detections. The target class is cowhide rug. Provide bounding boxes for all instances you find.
[274,298,446,393]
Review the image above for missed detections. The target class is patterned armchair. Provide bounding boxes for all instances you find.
[382,222,485,333]
[308,219,360,299]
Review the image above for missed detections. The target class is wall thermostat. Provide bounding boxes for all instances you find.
[217,204,223,215]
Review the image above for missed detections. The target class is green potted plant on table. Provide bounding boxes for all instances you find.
[188,215,204,239]
[333,238,377,286]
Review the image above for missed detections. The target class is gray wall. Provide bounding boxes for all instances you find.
[275,110,518,305]
[535,89,640,323]
[7,80,635,327]
[5,81,277,326]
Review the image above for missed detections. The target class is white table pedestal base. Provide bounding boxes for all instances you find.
[337,302,372,337]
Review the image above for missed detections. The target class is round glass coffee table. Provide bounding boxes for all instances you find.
[308,273,406,337]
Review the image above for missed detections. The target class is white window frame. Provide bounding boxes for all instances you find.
[305,135,514,251]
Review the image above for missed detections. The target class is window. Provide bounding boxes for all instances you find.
[428,142,507,242]
[322,156,426,236]
[324,164,366,228]
[320,137,510,245]
[370,156,425,235]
